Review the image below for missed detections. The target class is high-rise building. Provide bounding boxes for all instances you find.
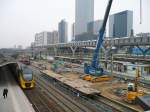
[47,32,53,44]
[109,10,133,38]
[58,20,68,43]
[17,45,22,49]
[72,23,75,41]
[35,32,47,46]
[34,31,58,46]
[31,42,35,48]
[75,20,106,41]
[52,31,59,44]
[75,20,105,41]
[75,0,94,37]
[87,20,104,35]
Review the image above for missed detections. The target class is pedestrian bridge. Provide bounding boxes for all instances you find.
[34,36,150,48]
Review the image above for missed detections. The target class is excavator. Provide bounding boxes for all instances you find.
[125,68,144,103]
[83,0,113,82]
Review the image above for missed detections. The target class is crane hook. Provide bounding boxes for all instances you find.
[140,0,142,24]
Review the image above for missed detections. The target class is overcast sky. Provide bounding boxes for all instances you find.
[0,0,150,48]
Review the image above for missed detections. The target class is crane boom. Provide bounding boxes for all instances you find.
[84,0,113,75]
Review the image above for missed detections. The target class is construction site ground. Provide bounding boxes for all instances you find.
[31,60,150,111]
[60,72,146,111]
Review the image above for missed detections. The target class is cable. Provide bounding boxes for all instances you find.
[140,0,142,24]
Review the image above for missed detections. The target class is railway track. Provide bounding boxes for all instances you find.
[94,95,140,112]
[30,65,145,112]
[34,74,97,112]
[24,86,63,112]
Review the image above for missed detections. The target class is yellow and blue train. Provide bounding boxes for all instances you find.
[7,63,35,89]
[16,64,35,89]
[17,64,35,89]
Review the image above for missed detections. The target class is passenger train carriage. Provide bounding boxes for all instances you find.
[17,64,35,89]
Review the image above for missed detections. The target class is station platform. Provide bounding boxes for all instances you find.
[0,67,35,112]
[42,70,100,95]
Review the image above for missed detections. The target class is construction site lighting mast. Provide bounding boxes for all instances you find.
[84,0,113,75]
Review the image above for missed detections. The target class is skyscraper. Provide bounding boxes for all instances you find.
[109,10,133,38]
[58,19,68,43]
[75,0,94,37]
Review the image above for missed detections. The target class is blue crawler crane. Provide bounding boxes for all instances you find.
[83,0,113,82]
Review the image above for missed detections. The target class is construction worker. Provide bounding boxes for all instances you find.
[3,88,8,99]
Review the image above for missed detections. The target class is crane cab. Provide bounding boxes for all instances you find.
[128,83,135,92]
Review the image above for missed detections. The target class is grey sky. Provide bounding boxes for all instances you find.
[0,0,150,48]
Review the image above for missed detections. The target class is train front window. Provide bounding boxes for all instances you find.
[23,69,33,81]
